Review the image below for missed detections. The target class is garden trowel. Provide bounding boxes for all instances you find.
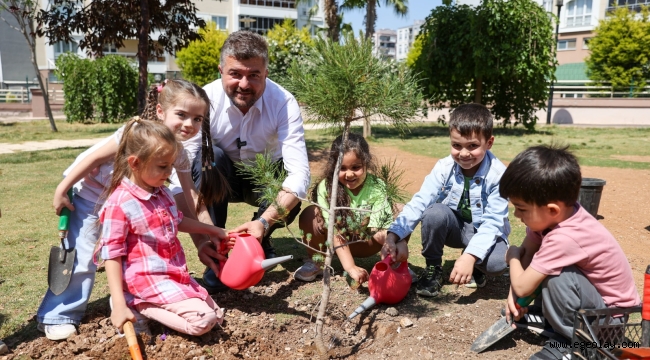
[47,189,76,296]
[470,286,542,353]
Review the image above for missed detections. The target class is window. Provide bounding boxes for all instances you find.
[238,15,283,34]
[54,41,79,59]
[239,0,296,8]
[583,37,591,49]
[542,0,553,12]
[102,44,118,53]
[558,38,577,50]
[566,0,592,27]
[212,16,227,30]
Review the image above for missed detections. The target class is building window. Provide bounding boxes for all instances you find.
[566,0,592,27]
[54,41,79,59]
[558,38,577,50]
[102,44,118,53]
[583,37,591,49]
[212,16,227,30]
[239,0,296,8]
[239,15,284,34]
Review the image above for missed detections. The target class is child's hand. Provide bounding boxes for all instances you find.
[345,266,370,285]
[381,232,409,263]
[449,253,477,285]
[505,246,523,263]
[110,304,136,332]
[505,287,527,328]
[53,188,75,215]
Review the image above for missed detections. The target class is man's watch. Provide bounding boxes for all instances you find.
[256,217,270,233]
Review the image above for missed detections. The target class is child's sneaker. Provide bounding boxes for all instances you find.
[294,260,322,282]
[0,339,7,355]
[416,265,444,297]
[37,323,77,341]
[465,269,487,288]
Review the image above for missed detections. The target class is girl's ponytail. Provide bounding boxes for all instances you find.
[141,83,162,122]
[195,117,230,213]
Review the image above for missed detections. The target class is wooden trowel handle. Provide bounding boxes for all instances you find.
[123,321,143,360]
[58,189,73,233]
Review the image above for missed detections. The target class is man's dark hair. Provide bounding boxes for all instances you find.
[220,30,268,67]
[500,145,582,206]
[449,103,493,141]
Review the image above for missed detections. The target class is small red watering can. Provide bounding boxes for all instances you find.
[348,256,411,320]
[218,233,293,290]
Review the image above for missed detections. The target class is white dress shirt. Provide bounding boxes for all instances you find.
[179,78,310,199]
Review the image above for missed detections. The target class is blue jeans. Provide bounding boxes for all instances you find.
[37,195,100,325]
[420,203,508,276]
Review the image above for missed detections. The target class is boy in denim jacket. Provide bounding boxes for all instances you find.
[383,104,510,297]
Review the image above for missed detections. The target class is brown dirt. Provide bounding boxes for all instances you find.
[3,144,649,360]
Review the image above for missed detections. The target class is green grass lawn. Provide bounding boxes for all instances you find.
[0,121,646,338]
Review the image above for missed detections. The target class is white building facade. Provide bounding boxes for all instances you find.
[34,0,324,84]
[395,20,424,62]
[372,29,397,60]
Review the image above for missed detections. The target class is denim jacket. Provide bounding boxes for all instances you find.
[388,150,510,262]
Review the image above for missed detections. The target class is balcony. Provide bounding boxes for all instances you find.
[240,0,296,8]
[607,0,650,11]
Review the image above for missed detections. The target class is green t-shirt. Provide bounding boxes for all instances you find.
[458,176,473,222]
[317,174,393,229]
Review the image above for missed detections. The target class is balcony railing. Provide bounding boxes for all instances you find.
[553,80,650,98]
[607,0,650,11]
[240,0,296,8]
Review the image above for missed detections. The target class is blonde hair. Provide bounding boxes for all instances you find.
[105,119,179,197]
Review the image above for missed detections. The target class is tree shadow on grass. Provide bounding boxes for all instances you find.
[366,124,553,141]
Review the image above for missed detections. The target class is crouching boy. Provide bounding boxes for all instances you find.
[500,145,640,360]
[383,103,510,297]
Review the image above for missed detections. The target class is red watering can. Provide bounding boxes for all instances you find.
[218,233,293,290]
[348,256,411,320]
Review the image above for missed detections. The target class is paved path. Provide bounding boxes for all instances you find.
[0,138,103,154]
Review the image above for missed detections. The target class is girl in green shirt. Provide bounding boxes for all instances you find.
[295,134,411,284]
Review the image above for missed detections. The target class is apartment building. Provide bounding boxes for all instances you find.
[372,29,397,60]
[395,20,424,62]
[29,0,324,86]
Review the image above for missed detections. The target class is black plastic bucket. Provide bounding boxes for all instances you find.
[578,178,606,218]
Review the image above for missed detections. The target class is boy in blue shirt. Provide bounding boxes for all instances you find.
[383,103,510,297]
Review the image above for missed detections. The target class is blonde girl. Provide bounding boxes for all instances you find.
[36,79,226,340]
[97,120,224,336]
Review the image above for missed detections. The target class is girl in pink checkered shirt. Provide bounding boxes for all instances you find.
[97,119,227,336]
[38,80,229,341]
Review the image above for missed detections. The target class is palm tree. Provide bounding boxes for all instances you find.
[342,0,408,38]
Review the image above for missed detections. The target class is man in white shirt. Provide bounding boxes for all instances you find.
[184,30,310,293]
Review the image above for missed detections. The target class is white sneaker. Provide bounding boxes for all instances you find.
[294,261,322,282]
[37,323,77,340]
[0,339,8,355]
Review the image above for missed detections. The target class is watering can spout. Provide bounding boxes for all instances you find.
[260,255,293,271]
[348,296,376,320]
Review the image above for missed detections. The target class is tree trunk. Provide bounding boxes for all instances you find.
[314,120,351,357]
[137,0,150,114]
[363,116,371,138]
[14,6,58,131]
[27,28,57,132]
[364,0,377,39]
[324,0,339,42]
[474,77,482,104]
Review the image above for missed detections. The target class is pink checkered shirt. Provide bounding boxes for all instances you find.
[96,177,208,307]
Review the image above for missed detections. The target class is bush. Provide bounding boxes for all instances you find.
[55,53,137,123]
[176,21,228,87]
[266,19,315,86]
